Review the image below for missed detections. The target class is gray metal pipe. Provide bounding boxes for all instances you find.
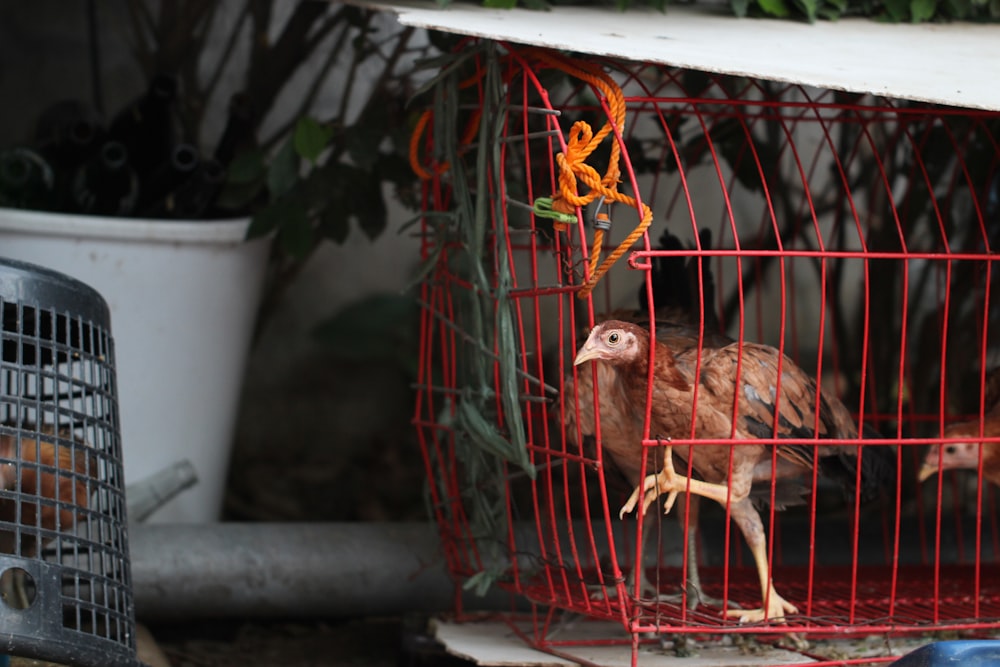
[128,513,907,620]
[128,518,679,620]
[128,522,518,620]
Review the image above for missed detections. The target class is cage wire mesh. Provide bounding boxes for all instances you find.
[0,258,136,667]
[412,40,1000,664]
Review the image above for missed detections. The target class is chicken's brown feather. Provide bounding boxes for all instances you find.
[0,426,96,556]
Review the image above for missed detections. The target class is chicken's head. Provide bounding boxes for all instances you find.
[573,320,646,367]
[918,439,983,482]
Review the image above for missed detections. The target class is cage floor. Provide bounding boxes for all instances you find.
[433,615,976,667]
[515,563,1000,635]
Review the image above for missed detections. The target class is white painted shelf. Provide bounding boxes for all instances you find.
[355,0,1000,110]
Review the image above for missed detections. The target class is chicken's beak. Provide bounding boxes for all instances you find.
[917,461,938,483]
[573,328,602,366]
[573,344,601,366]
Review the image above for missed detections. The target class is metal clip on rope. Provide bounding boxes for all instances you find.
[592,196,612,232]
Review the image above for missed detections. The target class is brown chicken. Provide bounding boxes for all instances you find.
[0,425,95,609]
[919,400,1000,487]
[566,319,729,605]
[0,426,96,556]
[573,320,894,623]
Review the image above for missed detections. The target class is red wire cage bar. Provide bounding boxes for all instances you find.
[412,40,1000,664]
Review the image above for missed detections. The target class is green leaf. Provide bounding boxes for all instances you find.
[377,152,420,210]
[944,0,971,19]
[338,163,388,240]
[355,185,388,240]
[268,137,300,199]
[910,0,937,19]
[246,195,309,253]
[320,205,350,244]
[293,117,333,163]
[796,0,819,19]
[246,204,282,239]
[462,570,497,597]
[213,179,263,211]
[883,0,910,20]
[730,0,751,16]
[757,0,791,16]
[456,398,518,462]
[278,200,312,258]
[226,149,265,185]
[346,98,391,171]
[300,160,346,215]
[407,242,444,291]
[483,0,517,7]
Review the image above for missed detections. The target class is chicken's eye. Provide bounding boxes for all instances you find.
[607,332,620,345]
[945,445,957,454]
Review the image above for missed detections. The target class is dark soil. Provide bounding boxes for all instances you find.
[149,617,468,667]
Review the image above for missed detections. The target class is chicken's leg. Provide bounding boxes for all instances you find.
[678,494,734,610]
[622,446,793,622]
[610,454,707,604]
[613,497,735,610]
[724,497,797,624]
[629,510,665,599]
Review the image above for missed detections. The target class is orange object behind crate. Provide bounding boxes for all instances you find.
[412,41,1000,664]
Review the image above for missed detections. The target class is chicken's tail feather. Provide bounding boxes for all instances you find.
[818,424,896,505]
[642,228,689,315]
[641,226,718,331]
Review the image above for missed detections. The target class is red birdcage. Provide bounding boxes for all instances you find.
[411,40,1000,666]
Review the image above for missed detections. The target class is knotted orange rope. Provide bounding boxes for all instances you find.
[529,50,652,298]
[409,47,653,298]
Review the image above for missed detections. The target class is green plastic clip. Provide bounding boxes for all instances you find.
[532,197,577,224]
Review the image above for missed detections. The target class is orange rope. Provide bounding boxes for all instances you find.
[529,50,652,298]
[409,107,481,180]
[409,110,438,180]
[409,47,652,298]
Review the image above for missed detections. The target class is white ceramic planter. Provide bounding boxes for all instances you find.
[0,207,271,522]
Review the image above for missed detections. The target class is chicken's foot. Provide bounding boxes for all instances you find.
[619,444,735,519]
[724,586,797,624]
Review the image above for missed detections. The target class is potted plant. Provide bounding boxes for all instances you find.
[0,1,431,522]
